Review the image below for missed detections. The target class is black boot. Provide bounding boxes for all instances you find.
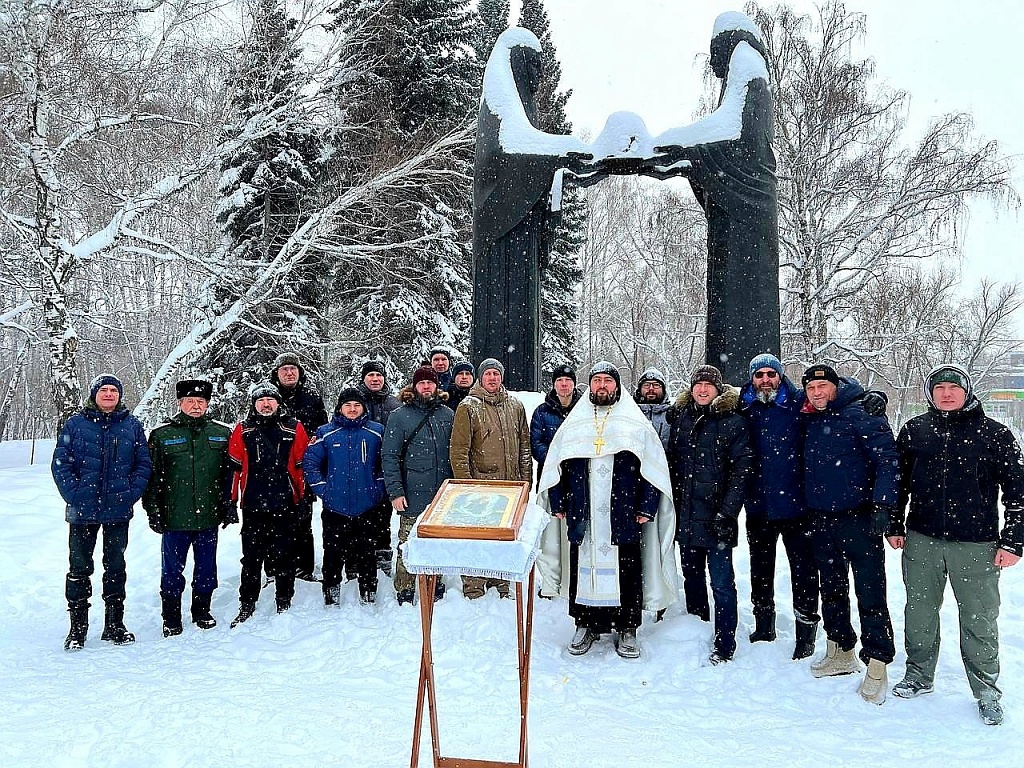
[749,606,776,643]
[161,592,183,638]
[100,599,135,645]
[231,601,256,628]
[792,618,819,660]
[64,603,89,652]
[191,592,216,630]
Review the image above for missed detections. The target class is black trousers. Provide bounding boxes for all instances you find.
[66,521,129,607]
[291,495,316,576]
[368,498,392,555]
[681,545,710,620]
[322,511,378,596]
[746,515,820,623]
[239,513,297,605]
[812,510,895,664]
[569,540,643,633]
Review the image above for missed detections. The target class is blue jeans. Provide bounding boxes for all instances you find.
[160,528,219,597]
[681,543,737,656]
[66,521,129,607]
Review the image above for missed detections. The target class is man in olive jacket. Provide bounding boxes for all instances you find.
[381,366,454,604]
[891,364,1024,726]
[143,380,235,637]
[450,358,532,598]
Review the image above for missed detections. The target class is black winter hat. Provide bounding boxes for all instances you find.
[336,387,367,412]
[801,364,841,389]
[360,360,386,379]
[690,365,724,392]
[452,361,475,378]
[550,364,577,384]
[250,381,281,406]
[89,373,123,401]
[589,361,621,388]
[176,379,213,401]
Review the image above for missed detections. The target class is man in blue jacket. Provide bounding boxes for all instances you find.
[304,388,386,605]
[739,354,820,659]
[801,364,899,705]
[51,374,152,651]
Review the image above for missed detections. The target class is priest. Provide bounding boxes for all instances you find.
[537,362,678,659]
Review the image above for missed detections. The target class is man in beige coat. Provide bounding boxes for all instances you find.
[450,358,532,598]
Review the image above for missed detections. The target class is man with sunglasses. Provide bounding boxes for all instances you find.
[738,354,820,660]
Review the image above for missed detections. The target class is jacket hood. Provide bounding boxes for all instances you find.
[673,385,741,415]
[469,381,508,405]
[357,380,394,401]
[634,367,669,403]
[399,384,450,406]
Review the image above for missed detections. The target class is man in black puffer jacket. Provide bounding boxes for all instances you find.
[270,352,328,581]
[890,364,1024,726]
[667,365,752,665]
[530,364,581,489]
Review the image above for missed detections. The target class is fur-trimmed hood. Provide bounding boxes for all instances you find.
[398,384,449,405]
[673,384,741,415]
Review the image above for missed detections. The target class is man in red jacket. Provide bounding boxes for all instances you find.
[227,382,309,626]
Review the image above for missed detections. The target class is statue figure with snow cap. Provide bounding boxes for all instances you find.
[472,12,780,388]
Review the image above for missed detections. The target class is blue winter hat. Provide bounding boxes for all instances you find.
[748,354,785,380]
[89,374,123,402]
[452,361,475,378]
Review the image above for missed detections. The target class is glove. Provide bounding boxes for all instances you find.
[147,512,166,535]
[711,513,737,547]
[862,391,888,417]
[870,504,895,538]
[219,502,239,529]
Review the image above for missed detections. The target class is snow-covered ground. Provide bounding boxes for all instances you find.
[1,430,1020,768]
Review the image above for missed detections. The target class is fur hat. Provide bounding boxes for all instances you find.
[801,364,840,389]
[452,361,475,378]
[270,352,304,386]
[925,363,972,405]
[690,365,724,392]
[176,379,213,401]
[550,364,577,384]
[360,360,386,380]
[748,353,785,380]
[478,358,505,379]
[336,387,367,412]
[412,366,440,386]
[89,374,123,402]
[250,381,280,406]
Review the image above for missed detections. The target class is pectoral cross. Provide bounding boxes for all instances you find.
[594,436,606,455]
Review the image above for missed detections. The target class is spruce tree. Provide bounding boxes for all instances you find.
[473,0,510,66]
[518,0,586,376]
[207,0,325,417]
[325,0,478,379]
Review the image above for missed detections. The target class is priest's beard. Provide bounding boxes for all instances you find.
[756,389,778,404]
[589,390,618,406]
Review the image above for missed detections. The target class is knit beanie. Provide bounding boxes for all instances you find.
[801,364,840,389]
[89,374,124,401]
[360,360,386,379]
[748,353,785,380]
[412,366,440,386]
[589,361,621,388]
[176,379,213,401]
[551,364,577,384]
[452,361,475,378]
[336,387,367,412]
[477,358,505,379]
[926,363,972,403]
[690,365,724,392]
[250,381,280,406]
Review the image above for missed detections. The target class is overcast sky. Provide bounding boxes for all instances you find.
[519,0,1023,293]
